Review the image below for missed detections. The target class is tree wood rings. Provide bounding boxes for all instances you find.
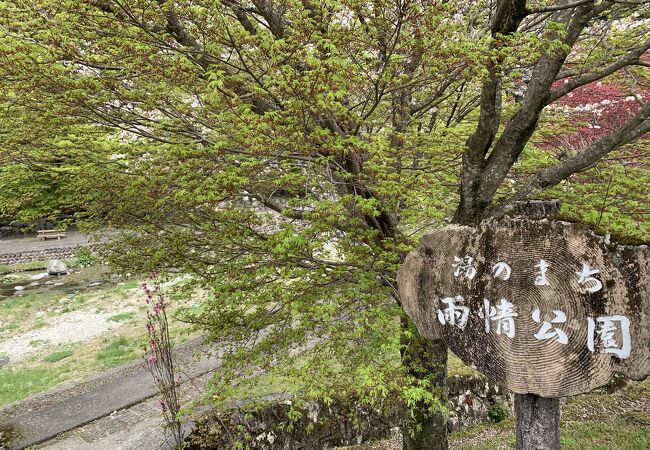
[397,218,649,397]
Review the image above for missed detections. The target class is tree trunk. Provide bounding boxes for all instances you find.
[510,202,561,450]
[401,317,449,450]
[515,394,560,450]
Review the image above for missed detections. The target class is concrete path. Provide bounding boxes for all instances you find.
[34,371,212,450]
[0,337,222,449]
[34,395,172,450]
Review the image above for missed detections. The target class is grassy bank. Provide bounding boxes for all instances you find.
[0,272,195,406]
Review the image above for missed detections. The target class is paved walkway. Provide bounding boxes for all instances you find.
[0,338,222,450]
[35,395,171,450]
[34,371,212,450]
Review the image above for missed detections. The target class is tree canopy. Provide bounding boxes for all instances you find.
[1,0,648,447]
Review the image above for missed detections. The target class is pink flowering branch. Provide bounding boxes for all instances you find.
[142,274,183,449]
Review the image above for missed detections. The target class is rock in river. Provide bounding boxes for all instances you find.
[47,260,69,276]
[30,272,49,281]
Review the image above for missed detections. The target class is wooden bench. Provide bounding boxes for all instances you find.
[37,230,67,240]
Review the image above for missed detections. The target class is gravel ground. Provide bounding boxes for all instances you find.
[0,309,125,361]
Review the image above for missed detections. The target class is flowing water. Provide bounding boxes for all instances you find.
[0,265,114,301]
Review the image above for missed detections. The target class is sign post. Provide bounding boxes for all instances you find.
[397,218,649,449]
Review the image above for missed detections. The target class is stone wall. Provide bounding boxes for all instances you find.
[185,374,512,449]
[185,394,401,450]
[0,246,82,266]
[447,373,513,432]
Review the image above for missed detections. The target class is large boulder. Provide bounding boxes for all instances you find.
[47,259,68,276]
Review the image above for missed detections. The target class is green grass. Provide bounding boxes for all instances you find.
[0,323,19,333]
[451,418,650,449]
[57,295,88,314]
[121,281,140,289]
[17,260,50,271]
[3,292,58,325]
[107,312,135,322]
[0,264,11,275]
[43,350,74,363]
[449,378,650,450]
[0,366,69,405]
[99,280,140,300]
[0,273,172,408]
[95,336,138,368]
[0,292,54,317]
[6,260,49,272]
[560,420,649,449]
[0,336,141,406]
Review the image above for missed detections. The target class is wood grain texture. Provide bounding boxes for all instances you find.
[397,218,649,397]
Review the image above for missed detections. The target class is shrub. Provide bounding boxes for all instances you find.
[487,401,510,423]
[75,247,98,268]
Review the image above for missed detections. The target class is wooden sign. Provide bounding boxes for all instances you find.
[397,218,649,397]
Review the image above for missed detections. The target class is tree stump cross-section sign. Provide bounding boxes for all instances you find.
[397,218,649,397]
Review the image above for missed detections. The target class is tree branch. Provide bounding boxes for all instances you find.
[246,191,305,220]
[467,0,529,152]
[548,38,650,103]
[527,0,596,14]
[251,0,286,38]
[475,2,609,208]
[454,0,529,222]
[222,0,258,34]
[410,66,466,115]
[491,100,650,217]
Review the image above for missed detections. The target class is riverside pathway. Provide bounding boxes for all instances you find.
[0,337,222,449]
[0,230,91,255]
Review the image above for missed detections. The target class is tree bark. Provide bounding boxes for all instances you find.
[401,317,449,450]
[515,394,560,450]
